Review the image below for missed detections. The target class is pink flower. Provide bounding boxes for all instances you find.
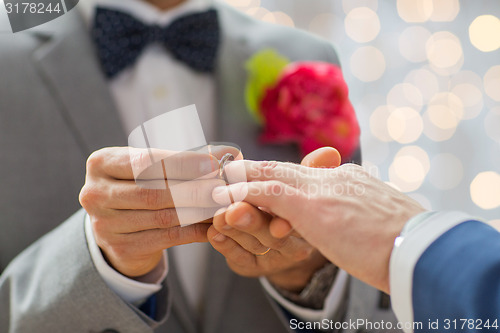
[259,62,360,161]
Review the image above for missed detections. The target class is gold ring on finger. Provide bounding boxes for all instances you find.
[255,248,271,256]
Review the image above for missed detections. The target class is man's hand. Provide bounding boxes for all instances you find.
[207,147,342,292]
[208,202,327,291]
[79,146,235,278]
[212,153,425,294]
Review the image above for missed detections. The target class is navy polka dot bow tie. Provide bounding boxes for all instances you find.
[92,7,220,79]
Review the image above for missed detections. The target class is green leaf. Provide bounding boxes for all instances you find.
[244,49,290,123]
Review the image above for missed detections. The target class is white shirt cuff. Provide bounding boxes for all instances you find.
[84,214,168,305]
[260,269,348,322]
[389,211,478,333]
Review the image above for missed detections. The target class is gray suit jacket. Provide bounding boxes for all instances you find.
[0,3,398,333]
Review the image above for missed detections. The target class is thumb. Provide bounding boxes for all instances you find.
[301,147,342,168]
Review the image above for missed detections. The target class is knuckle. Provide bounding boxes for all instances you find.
[78,186,89,208]
[343,163,365,176]
[130,150,153,176]
[260,160,280,170]
[348,163,364,171]
[86,149,107,172]
[79,184,102,210]
[254,160,279,179]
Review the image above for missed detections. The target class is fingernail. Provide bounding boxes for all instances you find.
[235,213,252,228]
[212,233,227,242]
[222,224,233,231]
[213,186,226,196]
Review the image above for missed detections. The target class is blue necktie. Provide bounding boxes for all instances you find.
[92,7,220,79]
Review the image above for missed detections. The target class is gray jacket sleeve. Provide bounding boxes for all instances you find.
[0,209,170,333]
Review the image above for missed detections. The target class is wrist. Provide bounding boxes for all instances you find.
[85,215,166,304]
[101,248,164,278]
[266,251,329,292]
[272,263,339,310]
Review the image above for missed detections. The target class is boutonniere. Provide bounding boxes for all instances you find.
[245,49,360,162]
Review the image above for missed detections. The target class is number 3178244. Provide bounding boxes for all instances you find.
[5,2,62,14]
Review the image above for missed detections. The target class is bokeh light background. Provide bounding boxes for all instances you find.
[225,0,500,222]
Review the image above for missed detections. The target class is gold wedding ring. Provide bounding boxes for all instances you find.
[255,248,271,256]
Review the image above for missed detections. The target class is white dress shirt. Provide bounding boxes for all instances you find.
[80,0,346,321]
[390,211,479,333]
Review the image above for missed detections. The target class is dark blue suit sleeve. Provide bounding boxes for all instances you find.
[413,220,500,332]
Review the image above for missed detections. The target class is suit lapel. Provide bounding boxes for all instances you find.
[32,11,126,156]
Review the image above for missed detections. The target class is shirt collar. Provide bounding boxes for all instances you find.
[79,0,213,28]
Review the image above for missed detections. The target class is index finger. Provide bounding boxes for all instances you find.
[224,160,322,188]
[136,145,243,181]
[90,146,239,181]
